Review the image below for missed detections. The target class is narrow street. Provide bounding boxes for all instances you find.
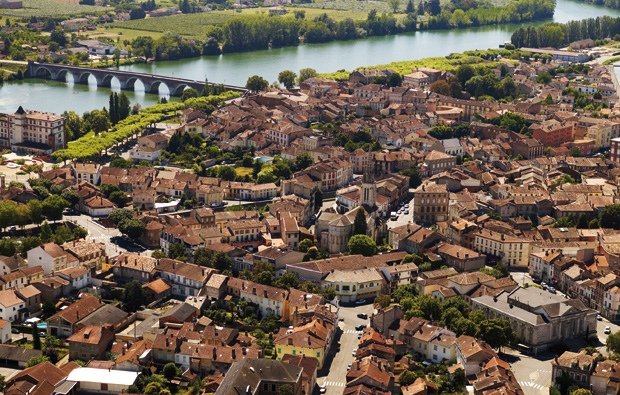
[317,302,375,395]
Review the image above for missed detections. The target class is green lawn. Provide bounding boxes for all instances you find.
[0,0,106,17]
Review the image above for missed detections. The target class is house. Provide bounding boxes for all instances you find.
[413,182,449,224]
[0,319,11,343]
[154,259,215,297]
[227,278,289,317]
[455,335,497,376]
[0,254,27,275]
[56,265,91,290]
[27,243,77,274]
[67,325,115,361]
[83,195,116,217]
[322,268,384,303]
[274,318,333,368]
[62,240,107,271]
[46,294,104,337]
[111,253,158,284]
[75,304,129,333]
[65,367,139,394]
[280,354,318,395]
[114,339,153,372]
[142,279,171,301]
[471,287,597,354]
[0,289,26,322]
[73,163,101,185]
[214,358,304,395]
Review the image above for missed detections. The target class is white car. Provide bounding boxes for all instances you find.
[355,299,366,305]
[605,326,611,334]
[352,348,357,356]
[319,385,326,393]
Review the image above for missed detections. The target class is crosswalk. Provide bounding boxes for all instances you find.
[88,235,109,241]
[519,381,545,390]
[342,329,362,334]
[322,381,346,387]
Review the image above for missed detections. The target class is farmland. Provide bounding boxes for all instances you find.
[108,6,405,38]
[0,0,106,17]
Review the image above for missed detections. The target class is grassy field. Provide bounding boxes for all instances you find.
[0,0,107,16]
[235,167,253,177]
[108,6,405,38]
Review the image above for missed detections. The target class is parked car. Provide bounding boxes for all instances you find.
[598,315,603,321]
[358,332,363,339]
[11,328,19,334]
[355,324,366,331]
[357,313,368,319]
[548,287,556,294]
[320,386,326,394]
[405,210,409,215]
[355,299,366,305]
[348,363,352,370]
[605,326,611,334]
[352,349,357,356]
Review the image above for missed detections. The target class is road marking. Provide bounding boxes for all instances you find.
[519,382,545,390]
[343,330,361,334]
[530,371,539,381]
[323,382,346,387]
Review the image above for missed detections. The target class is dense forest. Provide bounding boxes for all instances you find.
[511,15,620,48]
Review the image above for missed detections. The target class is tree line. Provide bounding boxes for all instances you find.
[511,15,620,48]
[426,0,554,30]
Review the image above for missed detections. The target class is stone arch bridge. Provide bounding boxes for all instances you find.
[26,61,247,96]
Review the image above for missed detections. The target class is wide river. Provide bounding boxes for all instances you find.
[2,0,620,114]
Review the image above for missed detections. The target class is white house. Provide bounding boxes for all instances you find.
[56,265,91,290]
[83,196,116,217]
[27,243,75,274]
[0,289,25,322]
[66,367,139,394]
[440,138,463,156]
[0,319,11,343]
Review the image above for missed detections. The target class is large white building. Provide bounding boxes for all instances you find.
[0,106,66,154]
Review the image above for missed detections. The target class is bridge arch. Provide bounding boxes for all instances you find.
[32,66,52,79]
[73,71,93,85]
[98,74,120,88]
[171,83,191,96]
[144,80,171,95]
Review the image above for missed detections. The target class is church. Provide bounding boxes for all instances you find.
[316,150,388,254]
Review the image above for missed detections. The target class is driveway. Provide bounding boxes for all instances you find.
[316,302,375,395]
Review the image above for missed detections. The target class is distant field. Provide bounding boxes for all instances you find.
[109,6,404,38]
[0,0,106,16]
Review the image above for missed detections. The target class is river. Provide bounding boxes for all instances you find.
[1,0,620,114]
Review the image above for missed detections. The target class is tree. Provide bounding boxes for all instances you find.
[405,0,415,12]
[113,48,121,68]
[168,242,187,259]
[40,221,53,243]
[42,300,56,318]
[572,390,591,395]
[26,355,49,368]
[387,72,402,87]
[295,152,313,170]
[60,190,80,207]
[278,70,297,89]
[456,64,475,86]
[278,384,294,395]
[536,72,552,84]
[50,27,67,46]
[352,208,367,236]
[246,75,269,92]
[348,234,377,256]
[109,191,131,207]
[275,272,299,289]
[298,239,313,252]
[42,195,68,222]
[119,92,131,121]
[374,294,391,308]
[589,219,600,229]
[387,0,400,12]
[577,213,589,229]
[109,208,134,224]
[91,112,110,135]
[600,205,620,229]
[298,68,317,84]
[28,200,43,225]
[542,94,554,105]
[54,225,73,244]
[123,280,147,312]
[430,80,452,96]
[314,188,323,209]
[118,218,145,239]
[400,165,422,188]
[32,322,41,350]
[607,330,620,354]
[15,205,30,229]
[477,318,516,350]
[163,363,178,381]
[0,374,5,393]
[399,370,417,386]
[217,165,237,181]
[181,88,198,102]
[392,284,418,302]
